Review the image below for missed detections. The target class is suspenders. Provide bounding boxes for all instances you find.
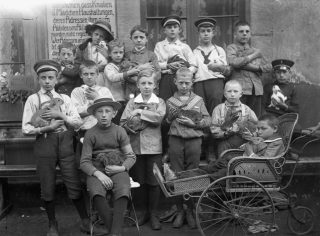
[35,91,63,110]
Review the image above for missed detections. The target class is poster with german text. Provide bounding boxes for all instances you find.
[47,0,116,59]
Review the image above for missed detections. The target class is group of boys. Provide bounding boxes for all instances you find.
[21,14,298,236]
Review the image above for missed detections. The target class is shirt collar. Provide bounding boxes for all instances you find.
[225,100,242,107]
[81,84,98,89]
[195,45,215,51]
[234,42,251,50]
[264,133,282,143]
[132,47,146,54]
[173,91,195,100]
[164,38,182,45]
[40,88,56,95]
[134,93,159,103]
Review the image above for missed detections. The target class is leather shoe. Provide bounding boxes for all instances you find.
[137,211,150,226]
[150,213,161,230]
[47,220,59,236]
[80,218,109,235]
[185,209,196,229]
[172,211,185,228]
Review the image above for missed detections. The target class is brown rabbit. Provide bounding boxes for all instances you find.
[30,98,64,128]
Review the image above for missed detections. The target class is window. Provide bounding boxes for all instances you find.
[141,0,188,50]
[0,18,25,76]
[141,0,248,50]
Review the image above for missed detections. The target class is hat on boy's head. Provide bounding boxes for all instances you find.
[194,18,217,28]
[87,97,121,115]
[85,20,114,41]
[161,15,181,27]
[34,60,61,75]
[272,59,294,71]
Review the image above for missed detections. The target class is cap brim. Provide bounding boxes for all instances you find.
[163,19,181,27]
[87,101,121,115]
[194,19,216,28]
[274,66,290,71]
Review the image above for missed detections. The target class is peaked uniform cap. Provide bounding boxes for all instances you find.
[87,97,122,114]
[194,18,217,28]
[161,15,181,27]
[85,20,114,41]
[272,59,294,71]
[34,60,61,74]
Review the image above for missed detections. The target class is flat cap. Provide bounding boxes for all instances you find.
[161,15,181,27]
[34,60,61,74]
[272,59,294,71]
[194,18,217,28]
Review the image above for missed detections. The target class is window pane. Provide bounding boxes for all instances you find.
[0,19,25,75]
[214,18,238,48]
[11,19,25,74]
[199,0,239,16]
[147,0,187,17]
[146,0,158,17]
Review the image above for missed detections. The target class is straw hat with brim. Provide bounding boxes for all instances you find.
[85,20,114,41]
[87,98,121,115]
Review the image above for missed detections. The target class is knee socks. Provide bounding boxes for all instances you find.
[148,185,160,214]
[111,197,128,234]
[93,195,112,230]
[138,184,148,212]
[72,194,88,219]
[44,200,56,223]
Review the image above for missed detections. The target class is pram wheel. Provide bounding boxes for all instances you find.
[287,206,314,235]
[196,175,275,236]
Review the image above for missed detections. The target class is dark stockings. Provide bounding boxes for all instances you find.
[72,194,88,219]
[44,200,56,223]
[111,197,128,234]
[93,195,128,234]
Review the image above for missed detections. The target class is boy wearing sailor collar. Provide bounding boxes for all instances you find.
[243,114,285,157]
[201,115,284,185]
[165,67,211,229]
[193,17,230,114]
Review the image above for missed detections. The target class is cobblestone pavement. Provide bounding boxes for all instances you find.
[1,176,320,236]
[1,204,319,236]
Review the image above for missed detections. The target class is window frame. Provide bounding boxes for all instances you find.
[140,0,250,49]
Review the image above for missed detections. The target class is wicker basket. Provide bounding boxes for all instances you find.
[165,169,210,195]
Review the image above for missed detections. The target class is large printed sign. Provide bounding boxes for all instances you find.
[47,0,116,59]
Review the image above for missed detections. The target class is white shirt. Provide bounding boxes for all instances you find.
[193,44,227,83]
[22,88,82,135]
[71,85,114,130]
[154,38,197,73]
[87,42,108,66]
[134,93,160,104]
